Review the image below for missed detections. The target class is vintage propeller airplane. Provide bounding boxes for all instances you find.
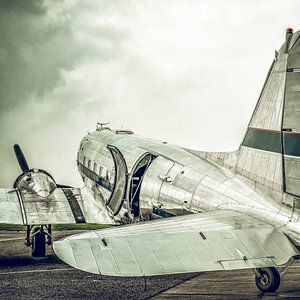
[1,28,300,293]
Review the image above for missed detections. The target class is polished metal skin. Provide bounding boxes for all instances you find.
[54,30,300,288]
[1,29,300,292]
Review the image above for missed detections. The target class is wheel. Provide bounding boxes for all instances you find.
[255,267,280,292]
[31,227,46,257]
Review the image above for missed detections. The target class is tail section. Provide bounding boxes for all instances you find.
[236,29,300,196]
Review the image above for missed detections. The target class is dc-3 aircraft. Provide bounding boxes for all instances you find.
[1,28,300,293]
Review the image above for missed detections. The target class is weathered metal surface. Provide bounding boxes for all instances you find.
[282,33,300,196]
[0,187,115,225]
[249,44,287,131]
[236,146,283,191]
[19,188,76,225]
[139,156,178,212]
[77,186,115,224]
[54,210,298,276]
[53,30,300,278]
[0,188,23,224]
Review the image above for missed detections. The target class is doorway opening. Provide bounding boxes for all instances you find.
[129,153,156,217]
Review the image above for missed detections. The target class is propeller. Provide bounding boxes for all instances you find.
[13,144,30,173]
[13,144,60,196]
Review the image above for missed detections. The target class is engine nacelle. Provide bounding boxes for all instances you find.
[14,169,57,198]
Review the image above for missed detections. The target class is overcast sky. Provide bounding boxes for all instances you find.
[0,0,299,187]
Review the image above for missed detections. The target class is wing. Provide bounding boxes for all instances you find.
[53,210,299,276]
[0,187,114,225]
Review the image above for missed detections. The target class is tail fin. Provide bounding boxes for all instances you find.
[236,29,300,196]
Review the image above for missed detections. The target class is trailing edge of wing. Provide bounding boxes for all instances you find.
[0,187,115,225]
[53,210,299,276]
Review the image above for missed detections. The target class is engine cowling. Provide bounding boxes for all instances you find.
[14,169,57,198]
[13,144,57,198]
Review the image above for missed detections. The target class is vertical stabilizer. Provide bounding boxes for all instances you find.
[236,29,300,195]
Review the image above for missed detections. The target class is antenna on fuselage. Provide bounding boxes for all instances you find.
[96,122,110,131]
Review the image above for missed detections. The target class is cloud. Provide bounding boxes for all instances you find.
[0,0,133,185]
[0,0,300,186]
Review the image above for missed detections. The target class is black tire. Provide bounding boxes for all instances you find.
[255,267,280,292]
[31,228,46,257]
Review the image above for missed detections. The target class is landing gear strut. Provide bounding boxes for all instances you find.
[26,225,52,257]
[254,267,280,292]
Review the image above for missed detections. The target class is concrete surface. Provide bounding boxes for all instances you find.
[0,230,299,300]
[0,231,197,300]
[153,262,300,299]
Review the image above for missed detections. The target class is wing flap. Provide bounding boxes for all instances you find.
[54,211,299,276]
[22,188,77,224]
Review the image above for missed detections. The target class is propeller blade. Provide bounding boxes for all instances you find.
[14,144,29,173]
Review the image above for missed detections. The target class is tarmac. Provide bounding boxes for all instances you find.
[0,230,299,300]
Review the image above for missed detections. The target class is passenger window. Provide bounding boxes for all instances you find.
[93,162,97,173]
[88,160,91,169]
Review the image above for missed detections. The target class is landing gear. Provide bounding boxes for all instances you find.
[254,267,280,292]
[26,225,52,257]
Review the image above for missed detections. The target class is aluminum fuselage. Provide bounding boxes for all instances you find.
[77,129,300,246]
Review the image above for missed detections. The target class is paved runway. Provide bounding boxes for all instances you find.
[0,231,300,299]
[0,231,196,300]
[154,262,300,299]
